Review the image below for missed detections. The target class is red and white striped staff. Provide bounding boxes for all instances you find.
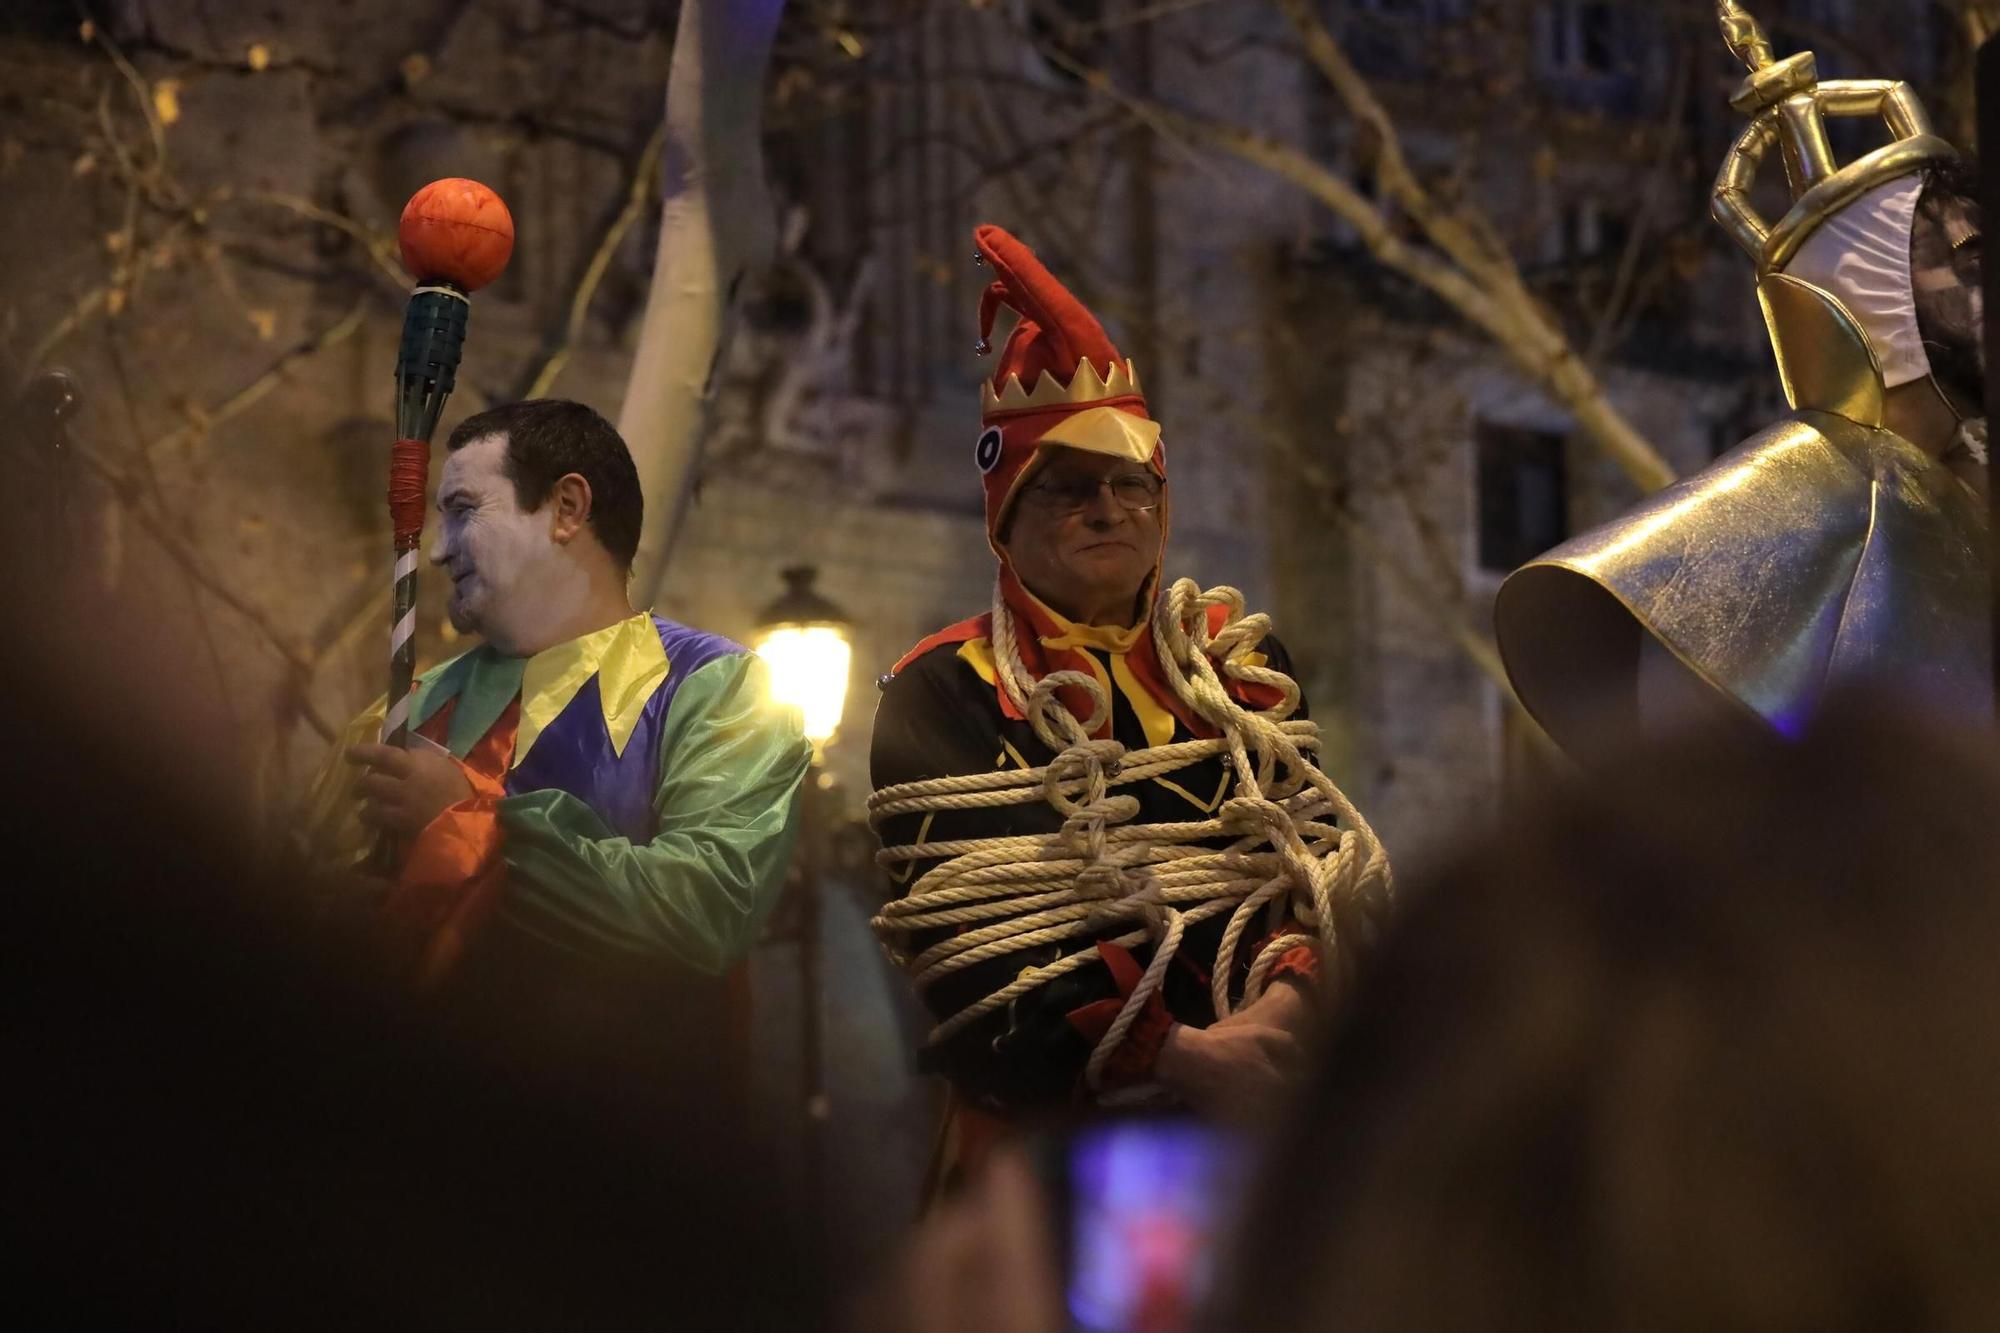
[378,179,514,785]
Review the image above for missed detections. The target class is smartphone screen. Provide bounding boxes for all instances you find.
[1060,1117,1248,1333]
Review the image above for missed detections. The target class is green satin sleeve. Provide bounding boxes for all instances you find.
[491,651,811,974]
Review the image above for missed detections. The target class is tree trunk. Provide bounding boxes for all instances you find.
[618,0,787,603]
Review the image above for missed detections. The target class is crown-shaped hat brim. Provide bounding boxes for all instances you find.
[980,357,1146,415]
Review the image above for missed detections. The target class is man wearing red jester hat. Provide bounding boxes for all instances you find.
[868,227,1391,1167]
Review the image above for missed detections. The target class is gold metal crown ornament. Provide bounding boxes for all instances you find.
[1710,0,1957,273]
[1710,1,1959,425]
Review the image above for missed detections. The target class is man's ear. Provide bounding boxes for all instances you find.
[548,473,593,544]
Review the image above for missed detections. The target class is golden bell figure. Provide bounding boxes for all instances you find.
[1494,1,1989,754]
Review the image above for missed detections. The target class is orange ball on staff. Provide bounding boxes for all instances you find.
[397,178,515,292]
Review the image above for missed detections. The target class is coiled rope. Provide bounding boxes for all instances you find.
[869,578,1392,1091]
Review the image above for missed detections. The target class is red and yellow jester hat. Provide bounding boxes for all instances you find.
[893,225,1285,743]
[972,224,1163,548]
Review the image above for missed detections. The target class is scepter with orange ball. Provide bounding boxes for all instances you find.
[380,178,514,759]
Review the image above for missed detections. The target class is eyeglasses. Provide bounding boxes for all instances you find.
[1021,471,1163,516]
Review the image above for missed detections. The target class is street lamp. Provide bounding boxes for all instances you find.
[751,564,852,1270]
[752,565,854,754]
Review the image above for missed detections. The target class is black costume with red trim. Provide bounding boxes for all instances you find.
[871,622,1316,1112]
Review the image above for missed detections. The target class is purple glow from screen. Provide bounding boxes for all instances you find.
[1067,1119,1246,1333]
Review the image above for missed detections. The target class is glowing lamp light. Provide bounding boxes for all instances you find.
[758,626,853,746]
[753,566,854,750]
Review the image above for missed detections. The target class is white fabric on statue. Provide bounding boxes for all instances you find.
[1783,175,1930,388]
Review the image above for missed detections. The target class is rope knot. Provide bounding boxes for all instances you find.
[1220,793,1291,839]
[1044,737,1125,816]
[1022,667,1108,750]
[1074,862,1166,933]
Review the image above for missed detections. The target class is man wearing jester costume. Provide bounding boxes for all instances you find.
[1497,1,1989,752]
[869,226,1390,1152]
[308,399,811,1023]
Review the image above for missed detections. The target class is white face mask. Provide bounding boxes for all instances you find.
[429,434,589,657]
[1784,175,1931,389]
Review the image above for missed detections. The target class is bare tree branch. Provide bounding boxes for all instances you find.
[1269,423,1510,689]
[518,118,668,399]
[66,434,335,740]
[621,0,790,598]
[235,190,407,291]
[1271,0,1506,278]
[1585,44,1694,367]
[144,300,371,460]
[1033,5,1679,494]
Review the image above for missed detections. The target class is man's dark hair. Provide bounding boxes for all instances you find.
[446,399,644,572]
[1911,157,1983,418]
